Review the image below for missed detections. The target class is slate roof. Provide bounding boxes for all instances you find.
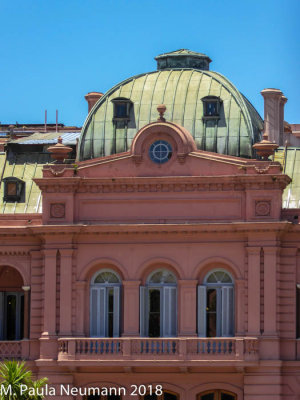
[0,152,50,214]
[274,147,300,208]
[10,131,81,145]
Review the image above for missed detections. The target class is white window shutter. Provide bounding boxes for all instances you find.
[113,286,121,337]
[163,286,177,337]
[0,292,3,340]
[98,287,106,337]
[197,285,207,337]
[221,286,234,337]
[90,287,106,337]
[140,286,147,336]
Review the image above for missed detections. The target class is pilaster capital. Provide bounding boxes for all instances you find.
[42,249,57,258]
[246,246,261,255]
[22,286,31,292]
[59,248,74,258]
[178,279,198,288]
[30,250,42,259]
[235,279,245,288]
[281,247,298,256]
[122,280,141,288]
[75,280,87,289]
[263,247,280,256]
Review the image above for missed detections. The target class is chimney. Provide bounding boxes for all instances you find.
[261,88,287,146]
[85,92,103,112]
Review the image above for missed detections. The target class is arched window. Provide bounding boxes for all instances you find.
[197,390,236,400]
[0,266,25,341]
[140,269,177,337]
[198,270,234,337]
[90,270,121,338]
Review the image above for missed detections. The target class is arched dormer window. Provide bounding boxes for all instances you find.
[202,96,222,119]
[3,177,25,202]
[198,270,234,337]
[111,97,133,121]
[140,269,177,337]
[90,270,121,338]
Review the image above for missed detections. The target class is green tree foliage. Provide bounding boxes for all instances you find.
[0,360,47,399]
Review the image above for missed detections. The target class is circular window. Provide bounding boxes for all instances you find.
[149,140,172,164]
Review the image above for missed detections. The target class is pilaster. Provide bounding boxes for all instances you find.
[59,248,74,336]
[178,280,198,336]
[246,247,261,335]
[122,280,141,336]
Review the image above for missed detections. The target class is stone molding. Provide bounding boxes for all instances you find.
[34,175,290,194]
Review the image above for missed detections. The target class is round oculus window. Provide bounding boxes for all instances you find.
[149,140,172,164]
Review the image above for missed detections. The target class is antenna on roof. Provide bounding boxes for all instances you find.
[44,110,47,133]
[56,110,58,133]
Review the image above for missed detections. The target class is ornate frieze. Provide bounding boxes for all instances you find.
[34,176,290,194]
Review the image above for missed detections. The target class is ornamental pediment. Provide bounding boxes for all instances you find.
[44,118,282,180]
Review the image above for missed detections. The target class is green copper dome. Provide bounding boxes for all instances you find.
[78,50,263,161]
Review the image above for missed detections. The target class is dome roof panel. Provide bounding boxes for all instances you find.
[78,68,263,161]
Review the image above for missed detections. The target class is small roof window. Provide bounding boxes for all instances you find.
[111,97,133,121]
[202,96,222,119]
[3,177,25,203]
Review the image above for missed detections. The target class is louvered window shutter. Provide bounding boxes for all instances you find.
[90,287,106,337]
[197,285,207,337]
[139,286,147,336]
[162,286,177,337]
[113,286,121,337]
[221,286,234,337]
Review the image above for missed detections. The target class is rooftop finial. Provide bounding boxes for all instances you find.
[252,131,279,161]
[157,104,166,122]
[47,136,72,163]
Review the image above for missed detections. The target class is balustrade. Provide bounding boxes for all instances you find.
[57,337,258,362]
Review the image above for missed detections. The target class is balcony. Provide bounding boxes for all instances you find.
[0,341,31,360]
[57,337,259,367]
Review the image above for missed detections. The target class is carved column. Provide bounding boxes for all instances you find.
[41,249,57,337]
[246,247,261,335]
[178,280,198,336]
[122,280,141,336]
[59,249,74,336]
[22,286,30,339]
[263,247,279,336]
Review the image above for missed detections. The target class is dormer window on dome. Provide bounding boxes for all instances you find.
[111,97,133,122]
[202,96,222,120]
[3,177,25,202]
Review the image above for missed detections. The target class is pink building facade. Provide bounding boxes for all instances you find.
[0,50,300,400]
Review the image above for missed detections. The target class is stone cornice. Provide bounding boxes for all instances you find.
[34,174,291,193]
[25,221,295,236]
[0,222,299,238]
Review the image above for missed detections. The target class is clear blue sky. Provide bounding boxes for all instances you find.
[0,0,299,126]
